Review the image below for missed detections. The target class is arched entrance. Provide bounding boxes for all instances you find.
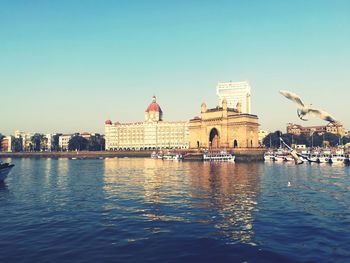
[233,139,238,148]
[209,128,220,148]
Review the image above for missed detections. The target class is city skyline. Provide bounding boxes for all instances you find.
[1,1,349,135]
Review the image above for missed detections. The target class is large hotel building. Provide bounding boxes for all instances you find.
[216,81,251,114]
[105,96,189,150]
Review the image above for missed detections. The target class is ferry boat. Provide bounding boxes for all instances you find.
[0,162,15,182]
[345,154,350,164]
[284,155,295,162]
[203,150,235,162]
[318,151,331,164]
[162,153,183,161]
[273,150,287,162]
[307,152,320,163]
[330,150,346,164]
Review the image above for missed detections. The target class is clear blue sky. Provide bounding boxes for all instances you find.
[1,0,349,135]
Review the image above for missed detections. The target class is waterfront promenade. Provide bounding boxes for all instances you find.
[0,148,265,161]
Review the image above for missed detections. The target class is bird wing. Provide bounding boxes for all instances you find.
[279,90,305,108]
[308,108,337,123]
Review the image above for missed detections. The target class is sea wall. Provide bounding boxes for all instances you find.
[0,148,266,161]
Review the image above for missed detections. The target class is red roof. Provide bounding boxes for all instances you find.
[105,120,112,125]
[145,96,162,113]
[146,102,162,113]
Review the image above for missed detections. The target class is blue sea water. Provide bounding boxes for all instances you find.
[0,158,349,263]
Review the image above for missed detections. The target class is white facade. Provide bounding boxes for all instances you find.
[15,130,33,151]
[105,97,189,151]
[59,134,72,151]
[46,134,53,151]
[105,121,189,150]
[216,81,251,114]
[1,136,13,152]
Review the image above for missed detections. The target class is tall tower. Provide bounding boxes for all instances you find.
[145,96,163,122]
[216,81,251,114]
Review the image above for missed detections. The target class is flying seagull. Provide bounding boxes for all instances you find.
[279,90,337,123]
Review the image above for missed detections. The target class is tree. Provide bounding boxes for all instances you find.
[30,133,45,152]
[323,133,340,147]
[68,136,88,151]
[262,131,283,148]
[11,138,23,152]
[51,134,62,151]
[0,133,4,151]
[88,135,105,151]
[262,130,344,148]
[309,134,324,147]
[343,136,350,145]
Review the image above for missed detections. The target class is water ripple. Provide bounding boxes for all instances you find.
[0,158,349,262]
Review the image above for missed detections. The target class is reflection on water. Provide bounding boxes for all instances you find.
[189,162,261,244]
[103,159,261,244]
[1,158,349,262]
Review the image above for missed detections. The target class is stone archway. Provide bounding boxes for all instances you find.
[209,128,220,149]
[233,139,238,148]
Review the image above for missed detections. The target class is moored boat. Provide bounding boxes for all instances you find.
[307,152,320,163]
[318,151,331,163]
[0,162,15,182]
[203,150,235,162]
[330,150,346,164]
[273,151,286,162]
[162,152,183,161]
[284,155,295,162]
[345,154,350,164]
[264,151,275,161]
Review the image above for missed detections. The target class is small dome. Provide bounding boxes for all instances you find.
[105,120,112,125]
[145,96,163,113]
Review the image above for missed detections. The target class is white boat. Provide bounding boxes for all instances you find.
[162,153,183,161]
[330,154,346,164]
[150,151,158,159]
[330,150,346,164]
[203,151,235,162]
[307,153,320,163]
[273,152,286,162]
[284,155,295,162]
[345,154,350,164]
[264,151,275,161]
[272,149,288,162]
[318,152,331,163]
[0,162,15,182]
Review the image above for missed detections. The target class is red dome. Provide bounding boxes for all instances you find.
[145,96,162,113]
[105,119,112,125]
[146,103,162,113]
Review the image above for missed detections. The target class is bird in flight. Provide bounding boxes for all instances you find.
[279,90,338,123]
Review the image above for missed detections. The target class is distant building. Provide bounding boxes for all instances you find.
[325,123,345,136]
[105,96,189,151]
[216,81,251,114]
[45,134,53,151]
[286,123,345,136]
[59,134,73,151]
[189,98,259,149]
[15,130,33,151]
[0,136,13,152]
